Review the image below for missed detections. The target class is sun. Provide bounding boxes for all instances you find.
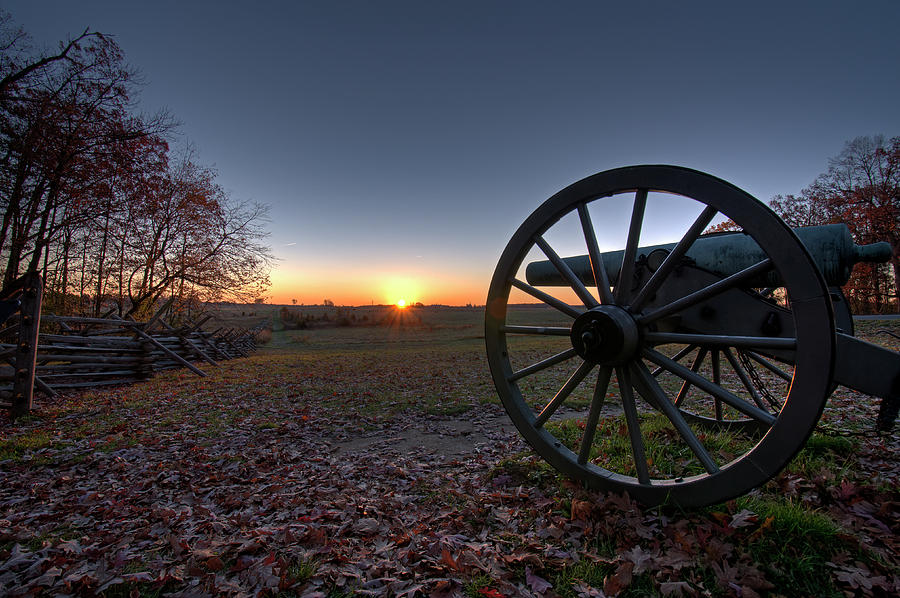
[382,276,421,307]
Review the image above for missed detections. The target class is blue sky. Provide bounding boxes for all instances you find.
[6,1,900,304]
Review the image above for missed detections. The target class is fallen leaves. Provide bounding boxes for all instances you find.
[0,334,897,597]
[524,565,552,594]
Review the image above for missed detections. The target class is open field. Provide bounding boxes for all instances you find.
[0,306,898,597]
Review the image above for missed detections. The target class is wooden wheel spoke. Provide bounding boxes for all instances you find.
[744,351,793,382]
[675,347,708,407]
[644,332,796,351]
[615,189,648,304]
[535,360,594,428]
[578,366,613,464]
[711,350,723,422]
[643,347,776,426]
[534,235,599,309]
[500,325,570,336]
[722,348,768,411]
[630,205,718,311]
[652,344,696,377]
[637,258,774,325]
[577,202,615,304]
[510,278,582,319]
[509,348,579,382]
[618,365,651,484]
[631,362,719,475]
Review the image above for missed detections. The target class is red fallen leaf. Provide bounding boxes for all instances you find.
[303,527,328,545]
[478,588,505,598]
[748,515,775,541]
[502,552,543,567]
[230,555,256,572]
[561,480,582,493]
[441,547,461,572]
[205,556,224,571]
[834,479,859,501]
[192,547,217,559]
[570,498,592,521]
[431,579,455,595]
[604,561,634,596]
[710,511,729,527]
[168,535,189,555]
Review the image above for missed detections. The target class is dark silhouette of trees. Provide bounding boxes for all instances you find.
[0,11,272,317]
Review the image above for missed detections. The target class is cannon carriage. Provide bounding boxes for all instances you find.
[485,165,899,507]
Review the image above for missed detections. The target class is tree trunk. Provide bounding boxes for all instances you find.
[891,252,900,313]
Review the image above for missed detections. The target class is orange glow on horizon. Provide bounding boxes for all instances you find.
[266,263,491,306]
[396,299,407,308]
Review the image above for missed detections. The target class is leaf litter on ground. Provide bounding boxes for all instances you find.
[0,313,898,597]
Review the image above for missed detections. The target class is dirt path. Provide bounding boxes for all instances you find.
[330,408,521,458]
[329,404,625,459]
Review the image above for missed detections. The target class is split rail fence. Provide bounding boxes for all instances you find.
[0,273,261,418]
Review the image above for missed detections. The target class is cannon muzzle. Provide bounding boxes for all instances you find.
[525,223,892,288]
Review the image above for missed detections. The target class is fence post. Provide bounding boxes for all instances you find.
[11,272,41,418]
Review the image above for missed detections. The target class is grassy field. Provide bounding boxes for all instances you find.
[0,305,897,597]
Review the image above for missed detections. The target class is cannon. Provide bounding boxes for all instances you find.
[485,165,899,507]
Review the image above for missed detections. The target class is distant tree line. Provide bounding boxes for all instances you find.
[279,305,366,329]
[0,12,272,318]
[708,135,900,314]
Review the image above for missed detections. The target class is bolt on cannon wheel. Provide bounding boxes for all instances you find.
[484,165,835,507]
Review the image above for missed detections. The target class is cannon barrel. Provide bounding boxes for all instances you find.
[525,223,892,288]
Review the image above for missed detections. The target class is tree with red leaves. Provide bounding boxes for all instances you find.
[769,136,900,313]
[0,12,272,318]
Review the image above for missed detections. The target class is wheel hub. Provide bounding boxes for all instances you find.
[570,305,639,365]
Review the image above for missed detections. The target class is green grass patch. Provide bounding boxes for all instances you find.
[96,434,139,453]
[546,414,758,480]
[283,556,318,586]
[71,412,129,439]
[463,573,498,597]
[0,430,53,462]
[785,433,854,477]
[489,455,558,490]
[735,496,844,597]
[1,522,85,553]
[552,559,615,596]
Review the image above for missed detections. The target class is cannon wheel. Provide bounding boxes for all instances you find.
[485,165,835,507]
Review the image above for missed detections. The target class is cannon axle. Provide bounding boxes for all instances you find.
[570,306,638,365]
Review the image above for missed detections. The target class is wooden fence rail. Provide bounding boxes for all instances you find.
[0,275,263,417]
